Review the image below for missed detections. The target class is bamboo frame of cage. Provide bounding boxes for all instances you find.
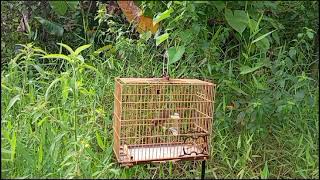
[113,78,216,166]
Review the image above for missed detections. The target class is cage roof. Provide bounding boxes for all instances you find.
[116,78,214,85]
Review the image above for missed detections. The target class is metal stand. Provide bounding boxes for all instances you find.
[201,160,206,179]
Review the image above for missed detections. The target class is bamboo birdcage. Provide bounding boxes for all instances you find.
[113,78,216,166]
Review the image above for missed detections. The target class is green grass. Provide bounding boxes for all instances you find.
[1,41,318,179]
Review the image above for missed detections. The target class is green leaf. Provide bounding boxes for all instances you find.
[49,1,68,16]
[42,54,72,63]
[240,62,264,75]
[248,18,258,34]
[35,17,64,37]
[6,94,21,112]
[57,43,74,55]
[297,33,304,39]
[306,31,314,39]
[61,73,70,105]
[212,1,225,12]
[37,118,47,127]
[155,33,169,46]
[167,46,185,65]
[225,9,248,35]
[38,142,43,168]
[96,131,105,151]
[45,78,61,102]
[261,161,269,179]
[252,30,275,44]
[289,48,296,59]
[256,36,270,51]
[74,44,92,56]
[49,133,66,156]
[11,131,17,161]
[66,1,79,11]
[77,55,84,63]
[153,8,174,25]
[94,45,113,55]
[33,48,47,55]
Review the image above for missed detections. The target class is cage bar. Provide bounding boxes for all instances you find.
[113,78,216,166]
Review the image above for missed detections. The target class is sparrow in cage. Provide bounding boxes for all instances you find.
[168,127,178,136]
[169,112,180,135]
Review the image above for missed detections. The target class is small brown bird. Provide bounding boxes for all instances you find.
[169,113,180,135]
[146,109,170,143]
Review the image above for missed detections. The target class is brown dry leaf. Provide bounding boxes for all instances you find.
[117,1,158,34]
[137,16,158,34]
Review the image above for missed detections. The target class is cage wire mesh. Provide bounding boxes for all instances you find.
[113,78,216,166]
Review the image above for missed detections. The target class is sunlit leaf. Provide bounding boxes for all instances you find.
[42,54,72,63]
[57,43,74,55]
[155,33,169,46]
[153,8,174,25]
[252,30,275,44]
[74,44,91,56]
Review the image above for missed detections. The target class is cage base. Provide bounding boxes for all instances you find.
[119,144,207,163]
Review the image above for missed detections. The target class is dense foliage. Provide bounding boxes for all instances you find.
[1,1,319,179]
